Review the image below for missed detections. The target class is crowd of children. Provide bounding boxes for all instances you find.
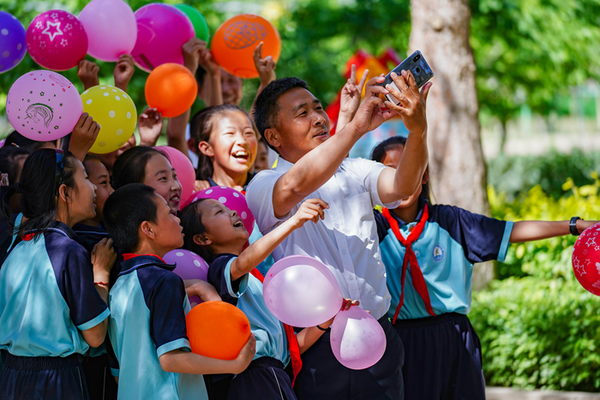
[0,34,597,400]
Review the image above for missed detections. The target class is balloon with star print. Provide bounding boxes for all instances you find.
[572,222,600,296]
[26,10,88,71]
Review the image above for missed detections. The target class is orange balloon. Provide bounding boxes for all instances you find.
[186,301,251,360]
[145,63,198,118]
[211,14,281,79]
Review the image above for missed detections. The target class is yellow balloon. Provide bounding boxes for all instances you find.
[81,85,137,154]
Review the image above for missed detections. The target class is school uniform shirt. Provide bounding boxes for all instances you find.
[208,253,290,366]
[73,223,122,287]
[374,201,514,320]
[246,157,402,320]
[108,254,207,400]
[0,216,110,358]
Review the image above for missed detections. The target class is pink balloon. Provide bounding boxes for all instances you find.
[131,3,194,71]
[164,249,210,306]
[26,10,88,71]
[6,70,83,141]
[79,0,137,62]
[263,255,343,327]
[330,306,387,370]
[156,146,195,207]
[186,186,255,236]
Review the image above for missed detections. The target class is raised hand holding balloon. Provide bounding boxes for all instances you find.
[0,11,27,73]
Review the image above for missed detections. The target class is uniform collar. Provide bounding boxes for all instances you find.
[119,254,175,276]
[72,223,108,236]
[23,220,79,241]
[388,198,429,227]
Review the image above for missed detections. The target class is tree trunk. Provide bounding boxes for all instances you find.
[410,0,493,289]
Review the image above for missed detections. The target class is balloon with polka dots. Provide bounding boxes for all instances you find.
[6,70,83,141]
[81,85,137,154]
[0,11,27,73]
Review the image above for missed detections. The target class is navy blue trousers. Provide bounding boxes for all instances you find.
[393,313,485,400]
[228,357,296,400]
[0,353,90,400]
[294,316,404,400]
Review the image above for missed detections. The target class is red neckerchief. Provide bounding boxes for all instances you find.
[250,268,302,387]
[122,253,167,263]
[382,205,436,323]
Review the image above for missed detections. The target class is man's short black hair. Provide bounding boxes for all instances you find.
[103,183,159,253]
[253,77,310,152]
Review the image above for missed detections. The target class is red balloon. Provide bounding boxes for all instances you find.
[572,222,600,296]
[26,10,88,71]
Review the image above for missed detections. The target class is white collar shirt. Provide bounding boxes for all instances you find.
[246,156,402,320]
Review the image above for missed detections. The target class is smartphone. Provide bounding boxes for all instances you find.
[379,50,434,105]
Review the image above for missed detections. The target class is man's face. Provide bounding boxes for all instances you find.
[269,87,331,163]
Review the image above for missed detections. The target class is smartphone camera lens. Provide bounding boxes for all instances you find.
[413,54,421,62]
[415,67,421,73]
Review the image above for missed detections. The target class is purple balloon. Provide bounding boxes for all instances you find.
[263,255,343,327]
[164,249,209,306]
[330,306,387,370]
[0,11,27,73]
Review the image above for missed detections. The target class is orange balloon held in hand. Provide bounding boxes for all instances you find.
[145,63,197,118]
[186,301,252,360]
[211,14,281,79]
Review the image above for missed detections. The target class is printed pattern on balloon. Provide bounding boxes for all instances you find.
[224,22,267,50]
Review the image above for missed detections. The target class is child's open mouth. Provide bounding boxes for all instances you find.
[232,150,249,163]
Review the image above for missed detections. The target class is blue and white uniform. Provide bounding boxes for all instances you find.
[0,216,110,400]
[374,200,513,400]
[208,253,295,400]
[108,254,207,400]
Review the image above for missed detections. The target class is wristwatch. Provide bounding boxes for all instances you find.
[570,216,582,236]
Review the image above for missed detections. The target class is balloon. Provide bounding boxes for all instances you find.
[82,85,137,154]
[79,0,137,62]
[186,187,254,236]
[6,70,82,141]
[572,222,600,296]
[26,10,88,71]
[145,63,197,118]
[0,11,27,73]
[174,4,209,43]
[186,301,251,360]
[263,255,343,327]
[156,146,195,205]
[330,306,387,370]
[131,3,194,71]
[211,14,281,79]
[164,249,209,306]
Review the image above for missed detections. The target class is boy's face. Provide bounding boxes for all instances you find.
[148,194,184,252]
[269,88,331,163]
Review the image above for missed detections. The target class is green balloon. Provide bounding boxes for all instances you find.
[174,4,210,43]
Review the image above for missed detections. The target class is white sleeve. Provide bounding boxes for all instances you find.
[344,158,402,209]
[246,170,292,235]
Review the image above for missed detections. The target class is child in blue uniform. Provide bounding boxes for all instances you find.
[180,196,343,400]
[371,136,599,400]
[102,183,256,400]
[0,148,116,400]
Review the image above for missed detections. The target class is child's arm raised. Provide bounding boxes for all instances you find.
[230,198,329,280]
[510,219,599,243]
[159,334,256,375]
[113,55,135,92]
[335,65,369,134]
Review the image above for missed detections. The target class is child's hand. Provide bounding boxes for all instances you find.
[339,65,369,122]
[184,279,221,303]
[183,37,207,75]
[91,238,117,282]
[114,55,135,92]
[290,198,329,229]
[382,70,432,136]
[138,107,163,147]
[341,298,360,311]
[0,173,9,186]
[233,334,256,374]
[77,60,100,90]
[194,180,211,192]
[199,48,220,76]
[253,42,276,88]
[69,113,101,162]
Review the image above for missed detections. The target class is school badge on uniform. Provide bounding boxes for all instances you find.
[432,245,445,262]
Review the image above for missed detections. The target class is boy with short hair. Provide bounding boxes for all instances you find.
[103,183,255,400]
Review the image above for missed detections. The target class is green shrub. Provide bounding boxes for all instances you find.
[471,277,600,391]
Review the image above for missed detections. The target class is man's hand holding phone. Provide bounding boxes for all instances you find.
[383,70,431,136]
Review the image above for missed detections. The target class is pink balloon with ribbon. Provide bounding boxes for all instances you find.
[6,70,83,141]
[186,186,255,236]
[164,249,210,306]
[26,10,88,71]
[330,306,387,370]
[156,146,195,208]
[263,255,343,327]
